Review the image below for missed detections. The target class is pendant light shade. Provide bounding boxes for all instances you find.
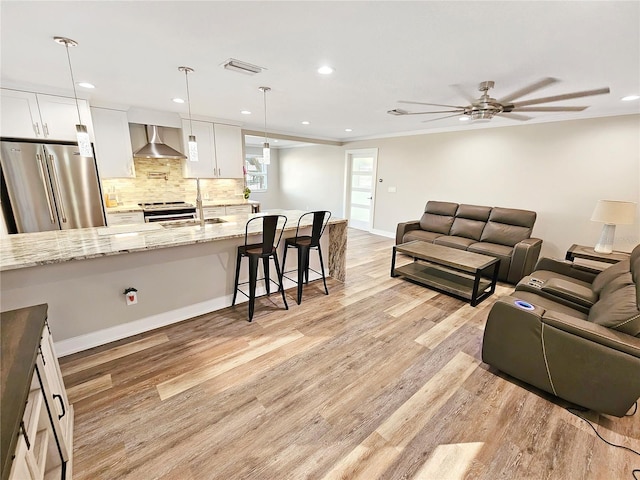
[54,36,93,157]
[179,66,198,162]
[259,86,271,165]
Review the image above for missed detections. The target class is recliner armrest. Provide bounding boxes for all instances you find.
[542,310,640,358]
[534,258,598,283]
[396,220,420,245]
[507,237,543,283]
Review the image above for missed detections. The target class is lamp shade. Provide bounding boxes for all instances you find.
[590,200,636,225]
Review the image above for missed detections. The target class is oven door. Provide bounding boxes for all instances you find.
[145,212,196,223]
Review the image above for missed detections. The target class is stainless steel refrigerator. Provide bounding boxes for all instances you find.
[0,140,105,233]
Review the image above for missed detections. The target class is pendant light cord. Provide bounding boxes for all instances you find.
[185,69,194,136]
[64,42,82,123]
[263,88,268,144]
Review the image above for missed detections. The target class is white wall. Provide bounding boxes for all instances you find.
[245,146,281,209]
[279,145,345,215]
[279,115,640,259]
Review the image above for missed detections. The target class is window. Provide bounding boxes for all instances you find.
[245,154,267,192]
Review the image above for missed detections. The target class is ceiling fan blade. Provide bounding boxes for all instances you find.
[496,112,532,121]
[514,106,588,112]
[450,84,476,104]
[497,77,559,103]
[511,87,610,107]
[406,109,464,115]
[420,113,464,123]
[398,100,466,109]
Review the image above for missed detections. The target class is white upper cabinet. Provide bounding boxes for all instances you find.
[181,119,216,178]
[214,123,244,178]
[91,107,136,178]
[181,119,243,179]
[0,89,93,142]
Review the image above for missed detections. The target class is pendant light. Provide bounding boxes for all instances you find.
[259,86,271,165]
[179,66,198,162]
[54,36,92,157]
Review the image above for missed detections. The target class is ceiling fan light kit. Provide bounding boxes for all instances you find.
[390,78,610,124]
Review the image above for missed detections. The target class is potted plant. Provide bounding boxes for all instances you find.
[243,186,251,199]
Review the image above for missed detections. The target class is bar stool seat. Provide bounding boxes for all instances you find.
[282,210,331,305]
[232,215,288,321]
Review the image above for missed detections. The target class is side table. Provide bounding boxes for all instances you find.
[565,244,630,264]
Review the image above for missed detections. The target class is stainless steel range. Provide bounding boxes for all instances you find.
[139,201,197,222]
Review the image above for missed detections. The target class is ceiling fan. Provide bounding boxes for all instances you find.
[387,78,610,123]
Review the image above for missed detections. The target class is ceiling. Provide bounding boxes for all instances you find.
[1,1,639,143]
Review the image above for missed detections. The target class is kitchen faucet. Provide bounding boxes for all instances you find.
[196,178,204,227]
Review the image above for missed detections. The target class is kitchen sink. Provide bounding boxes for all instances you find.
[160,218,226,228]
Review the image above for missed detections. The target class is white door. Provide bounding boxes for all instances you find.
[345,149,378,230]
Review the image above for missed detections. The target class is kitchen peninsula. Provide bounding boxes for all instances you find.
[0,210,347,355]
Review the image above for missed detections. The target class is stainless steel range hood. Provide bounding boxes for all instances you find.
[133,125,186,159]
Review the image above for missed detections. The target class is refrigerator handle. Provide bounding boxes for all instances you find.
[48,154,67,223]
[36,153,56,224]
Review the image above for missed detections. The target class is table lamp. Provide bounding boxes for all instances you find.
[590,200,637,253]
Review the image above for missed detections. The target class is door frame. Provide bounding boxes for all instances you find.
[344,148,379,231]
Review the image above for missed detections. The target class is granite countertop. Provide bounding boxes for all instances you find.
[0,210,345,272]
[105,204,142,214]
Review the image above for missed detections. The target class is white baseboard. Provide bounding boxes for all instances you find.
[370,228,395,239]
[55,280,302,357]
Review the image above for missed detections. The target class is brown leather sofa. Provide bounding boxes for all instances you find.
[396,201,542,283]
[482,244,640,417]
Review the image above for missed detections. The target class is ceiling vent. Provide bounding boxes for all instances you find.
[221,58,265,75]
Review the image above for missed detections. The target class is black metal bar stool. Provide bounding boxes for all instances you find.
[232,214,288,321]
[281,210,331,305]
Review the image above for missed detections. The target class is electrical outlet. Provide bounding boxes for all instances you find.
[126,291,138,305]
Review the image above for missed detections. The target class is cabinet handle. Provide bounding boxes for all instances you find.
[43,123,50,137]
[53,394,66,420]
[19,421,31,450]
[33,123,41,136]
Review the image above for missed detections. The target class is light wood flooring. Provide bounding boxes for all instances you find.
[60,229,640,479]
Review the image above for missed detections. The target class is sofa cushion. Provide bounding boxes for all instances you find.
[588,284,640,337]
[434,236,476,250]
[600,272,633,298]
[480,207,536,247]
[419,213,454,234]
[468,242,513,280]
[456,204,492,222]
[403,230,444,244]
[592,260,630,294]
[424,200,459,216]
[450,218,486,240]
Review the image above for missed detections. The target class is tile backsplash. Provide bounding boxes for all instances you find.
[102,158,244,205]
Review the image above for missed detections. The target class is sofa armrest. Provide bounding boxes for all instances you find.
[507,238,543,283]
[533,258,598,283]
[396,220,420,245]
[542,310,640,358]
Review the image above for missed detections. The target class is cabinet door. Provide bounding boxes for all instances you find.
[91,107,136,178]
[225,205,252,215]
[213,124,243,178]
[37,326,73,464]
[201,206,226,219]
[36,94,94,142]
[0,89,43,139]
[181,119,216,178]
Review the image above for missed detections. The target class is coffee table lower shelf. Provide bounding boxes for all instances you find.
[394,262,493,303]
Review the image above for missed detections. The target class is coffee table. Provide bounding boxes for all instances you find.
[391,241,500,306]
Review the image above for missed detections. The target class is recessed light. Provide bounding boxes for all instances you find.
[241,110,252,115]
[317,66,334,75]
[301,121,310,125]
[273,140,279,143]
[345,128,352,132]
[459,116,470,122]
[172,98,185,104]
[77,82,95,89]
[621,95,640,101]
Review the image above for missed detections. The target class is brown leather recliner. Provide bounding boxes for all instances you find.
[482,244,640,417]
